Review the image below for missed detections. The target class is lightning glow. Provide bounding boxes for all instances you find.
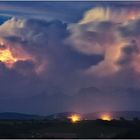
[0,41,33,69]
[0,48,17,68]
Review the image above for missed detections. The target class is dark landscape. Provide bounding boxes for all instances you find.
[0,111,139,138]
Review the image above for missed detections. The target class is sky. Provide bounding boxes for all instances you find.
[0,1,140,115]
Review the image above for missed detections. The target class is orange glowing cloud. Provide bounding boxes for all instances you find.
[85,40,127,76]
[79,7,140,24]
[0,48,17,68]
[0,39,47,76]
[0,40,33,69]
[126,10,140,21]
[73,6,140,78]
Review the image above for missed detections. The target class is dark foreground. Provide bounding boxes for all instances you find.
[0,119,140,138]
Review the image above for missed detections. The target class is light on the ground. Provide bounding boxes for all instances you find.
[68,114,81,123]
[100,113,112,121]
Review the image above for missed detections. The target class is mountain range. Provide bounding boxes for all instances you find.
[0,111,140,120]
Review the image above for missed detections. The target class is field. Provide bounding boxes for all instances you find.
[0,119,140,138]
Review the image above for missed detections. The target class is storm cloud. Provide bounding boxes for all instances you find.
[0,2,140,115]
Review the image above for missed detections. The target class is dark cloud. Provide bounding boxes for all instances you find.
[119,19,140,37]
[1,2,140,115]
[117,40,139,66]
[0,17,103,102]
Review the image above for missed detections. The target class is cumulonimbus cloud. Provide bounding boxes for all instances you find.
[66,6,140,78]
[0,17,71,99]
[0,16,98,100]
[1,5,140,113]
[0,17,69,75]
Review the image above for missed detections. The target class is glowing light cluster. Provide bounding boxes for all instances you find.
[68,114,81,123]
[0,48,17,67]
[100,113,112,121]
[0,40,34,69]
